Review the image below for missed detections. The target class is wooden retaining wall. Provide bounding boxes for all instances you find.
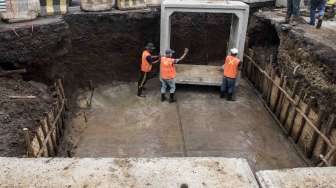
[243,50,336,166]
[23,79,67,157]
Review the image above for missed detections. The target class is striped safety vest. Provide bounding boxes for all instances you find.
[160,57,176,80]
[223,55,240,79]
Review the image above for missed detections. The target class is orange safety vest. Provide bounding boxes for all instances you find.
[160,57,176,80]
[223,55,240,79]
[141,50,152,72]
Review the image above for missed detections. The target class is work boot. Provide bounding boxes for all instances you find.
[227,93,235,101]
[161,94,166,102]
[284,16,291,24]
[137,88,145,98]
[316,16,323,29]
[169,93,176,103]
[220,92,226,99]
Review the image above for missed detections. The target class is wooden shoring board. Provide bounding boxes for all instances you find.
[175,64,223,86]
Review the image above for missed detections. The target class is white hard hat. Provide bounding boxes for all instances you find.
[230,48,238,55]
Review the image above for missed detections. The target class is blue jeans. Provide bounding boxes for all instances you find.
[287,0,301,17]
[221,77,236,94]
[160,78,176,94]
[309,0,326,25]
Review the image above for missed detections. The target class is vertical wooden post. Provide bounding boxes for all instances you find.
[262,63,271,99]
[320,114,336,157]
[251,59,256,86]
[52,101,61,144]
[273,73,285,112]
[281,80,299,125]
[39,118,54,156]
[57,78,68,110]
[295,100,312,143]
[267,67,275,105]
[257,64,263,93]
[54,83,64,137]
[307,106,326,158]
[45,112,58,155]
[275,76,287,118]
[35,127,47,157]
[287,90,305,136]
[23,128,34,157]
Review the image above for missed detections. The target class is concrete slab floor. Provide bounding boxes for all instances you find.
[70,78,306,171]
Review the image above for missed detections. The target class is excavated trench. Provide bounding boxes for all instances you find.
[0,8,335,172]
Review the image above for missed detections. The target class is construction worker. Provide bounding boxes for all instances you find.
[220,48,240,101]
[137,43,159,97]
[160,48,189,103]
[285,0,306,25]
[309,0,327,28]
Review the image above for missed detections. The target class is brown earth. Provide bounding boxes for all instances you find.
[0,77,53,157]
[247,10,336,164]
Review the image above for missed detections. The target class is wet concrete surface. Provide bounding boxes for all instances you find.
[71,78,305,171]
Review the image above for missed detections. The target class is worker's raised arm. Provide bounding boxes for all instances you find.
[179,48,189,61]
[174,48,189,64]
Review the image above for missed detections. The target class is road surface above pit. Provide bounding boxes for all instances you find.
[68,78,305,171]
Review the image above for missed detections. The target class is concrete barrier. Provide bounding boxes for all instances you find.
[0,157,259,187]
[0,0,39,23]
[80,0,115,11]
[116,0,146,10]
[257,167,336,188]
[39,0,68,16]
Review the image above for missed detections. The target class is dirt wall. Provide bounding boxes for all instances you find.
[248,12,336,113]
[0,77,53,157]
[247,11,336,165]
[171,12,232,65]
[0,17,71,68]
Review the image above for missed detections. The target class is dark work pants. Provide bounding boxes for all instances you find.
[220,76,236,94]
[309,0,326,25]
[138,71,149,96]
[287,0,301,17]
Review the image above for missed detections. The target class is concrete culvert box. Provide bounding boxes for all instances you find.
[80,0,114,11]
[0,0,39,23]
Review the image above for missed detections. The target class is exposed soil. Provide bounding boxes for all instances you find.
[0,77,53,157]
[247,10,336,164]
[249,10,336,113]
[171,12,232,65]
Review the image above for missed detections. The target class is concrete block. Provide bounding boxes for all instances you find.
[175,64,223,86]
[0,157,259,188]
[257,167,336,188]
[160,0,249,61]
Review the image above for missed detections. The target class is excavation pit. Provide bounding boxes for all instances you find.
[62,78,305,171]
[1,5,336,186]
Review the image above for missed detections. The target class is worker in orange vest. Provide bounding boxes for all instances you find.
[220,48,241,101]
[160,48,189,103]
[137,43,159,97]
